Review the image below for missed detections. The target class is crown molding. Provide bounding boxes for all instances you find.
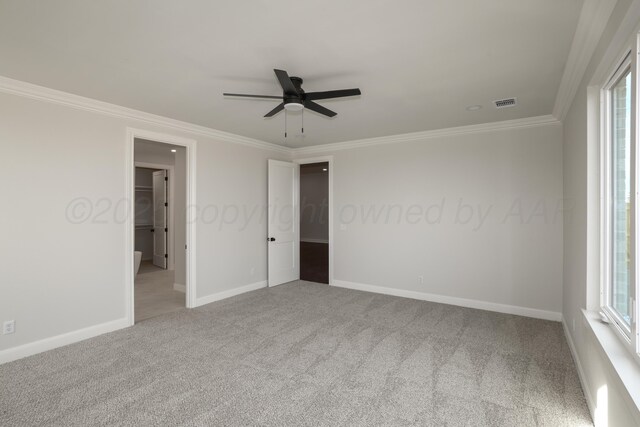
[0,75,289,154]
[591,0,640,86]
[0,75,562,157]
[291,115,561,155]
[552,0,618,121]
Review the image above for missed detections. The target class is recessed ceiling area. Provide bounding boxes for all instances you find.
[0,0,583,147]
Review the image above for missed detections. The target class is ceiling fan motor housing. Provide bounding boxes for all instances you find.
[285,77,305,110]
[289,76,304,91]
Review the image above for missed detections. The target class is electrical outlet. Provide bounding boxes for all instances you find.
[418,276,424,285]
[3,320,15,335]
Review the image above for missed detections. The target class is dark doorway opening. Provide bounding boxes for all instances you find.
[300,162,329,284]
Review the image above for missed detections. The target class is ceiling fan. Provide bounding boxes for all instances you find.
[223,69,361,118]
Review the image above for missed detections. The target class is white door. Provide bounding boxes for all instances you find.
[153,170,167,269]
[268,160,299,286]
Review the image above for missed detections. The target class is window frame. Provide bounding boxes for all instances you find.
[601,52,638,343]
[600,41,639,363]
[602,54,634,338]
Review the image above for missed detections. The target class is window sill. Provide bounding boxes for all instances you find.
[582,309,640,415]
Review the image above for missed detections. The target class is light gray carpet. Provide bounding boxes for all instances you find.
[0,281,591,426]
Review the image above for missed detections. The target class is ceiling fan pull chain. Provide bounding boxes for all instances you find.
[284,109,287,139]
[302,109,304,134]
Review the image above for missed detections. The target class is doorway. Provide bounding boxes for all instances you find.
[126,129,197,326]
[134,140,185,322]
[299,162,329,283]
[266,156,333,287]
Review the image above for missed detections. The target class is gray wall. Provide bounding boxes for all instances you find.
[0,90,288,354]
[295,122,564,317]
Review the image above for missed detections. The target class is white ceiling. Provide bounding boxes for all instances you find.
[134,138,183,162]
[0,0,583,147]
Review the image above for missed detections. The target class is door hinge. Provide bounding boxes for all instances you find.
[164,177,168,181]
[165,254,168,258]
[164,202,168,207]
[165,227,168,232]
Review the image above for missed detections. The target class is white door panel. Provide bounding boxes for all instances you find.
[268,160,299,286]
[153,170,167,269]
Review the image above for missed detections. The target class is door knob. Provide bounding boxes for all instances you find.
[268,237,276,242]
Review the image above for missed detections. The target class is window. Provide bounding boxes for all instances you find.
[609,65,632,329]
[602,48,638,359]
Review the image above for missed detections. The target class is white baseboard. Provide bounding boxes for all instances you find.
[300,238,329,244]
[195,280,267,307]
[561,316,595,418]
[0,317,129,365]
[331,280,562,321]
[173,283,186,293]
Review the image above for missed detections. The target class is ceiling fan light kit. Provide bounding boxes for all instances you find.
[284,101,304,112]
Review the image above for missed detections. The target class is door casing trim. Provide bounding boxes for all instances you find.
[126,128,197,326]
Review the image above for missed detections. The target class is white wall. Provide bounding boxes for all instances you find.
[195,139,283,296]
[563,0,640,424]
[0,89,287,357]
[137,152,173,165]
[300,168,329,243]
[134,167,154,187]
[295,122,564,318]
[174,148,187,289]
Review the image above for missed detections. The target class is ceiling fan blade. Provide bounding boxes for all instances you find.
[305,101,337,117]
[223,93,283,99]
[264,103,285,117]
[305,88,361,101]
[274,69,298,96]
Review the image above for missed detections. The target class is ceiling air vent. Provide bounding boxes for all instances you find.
[494,98,517,108]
